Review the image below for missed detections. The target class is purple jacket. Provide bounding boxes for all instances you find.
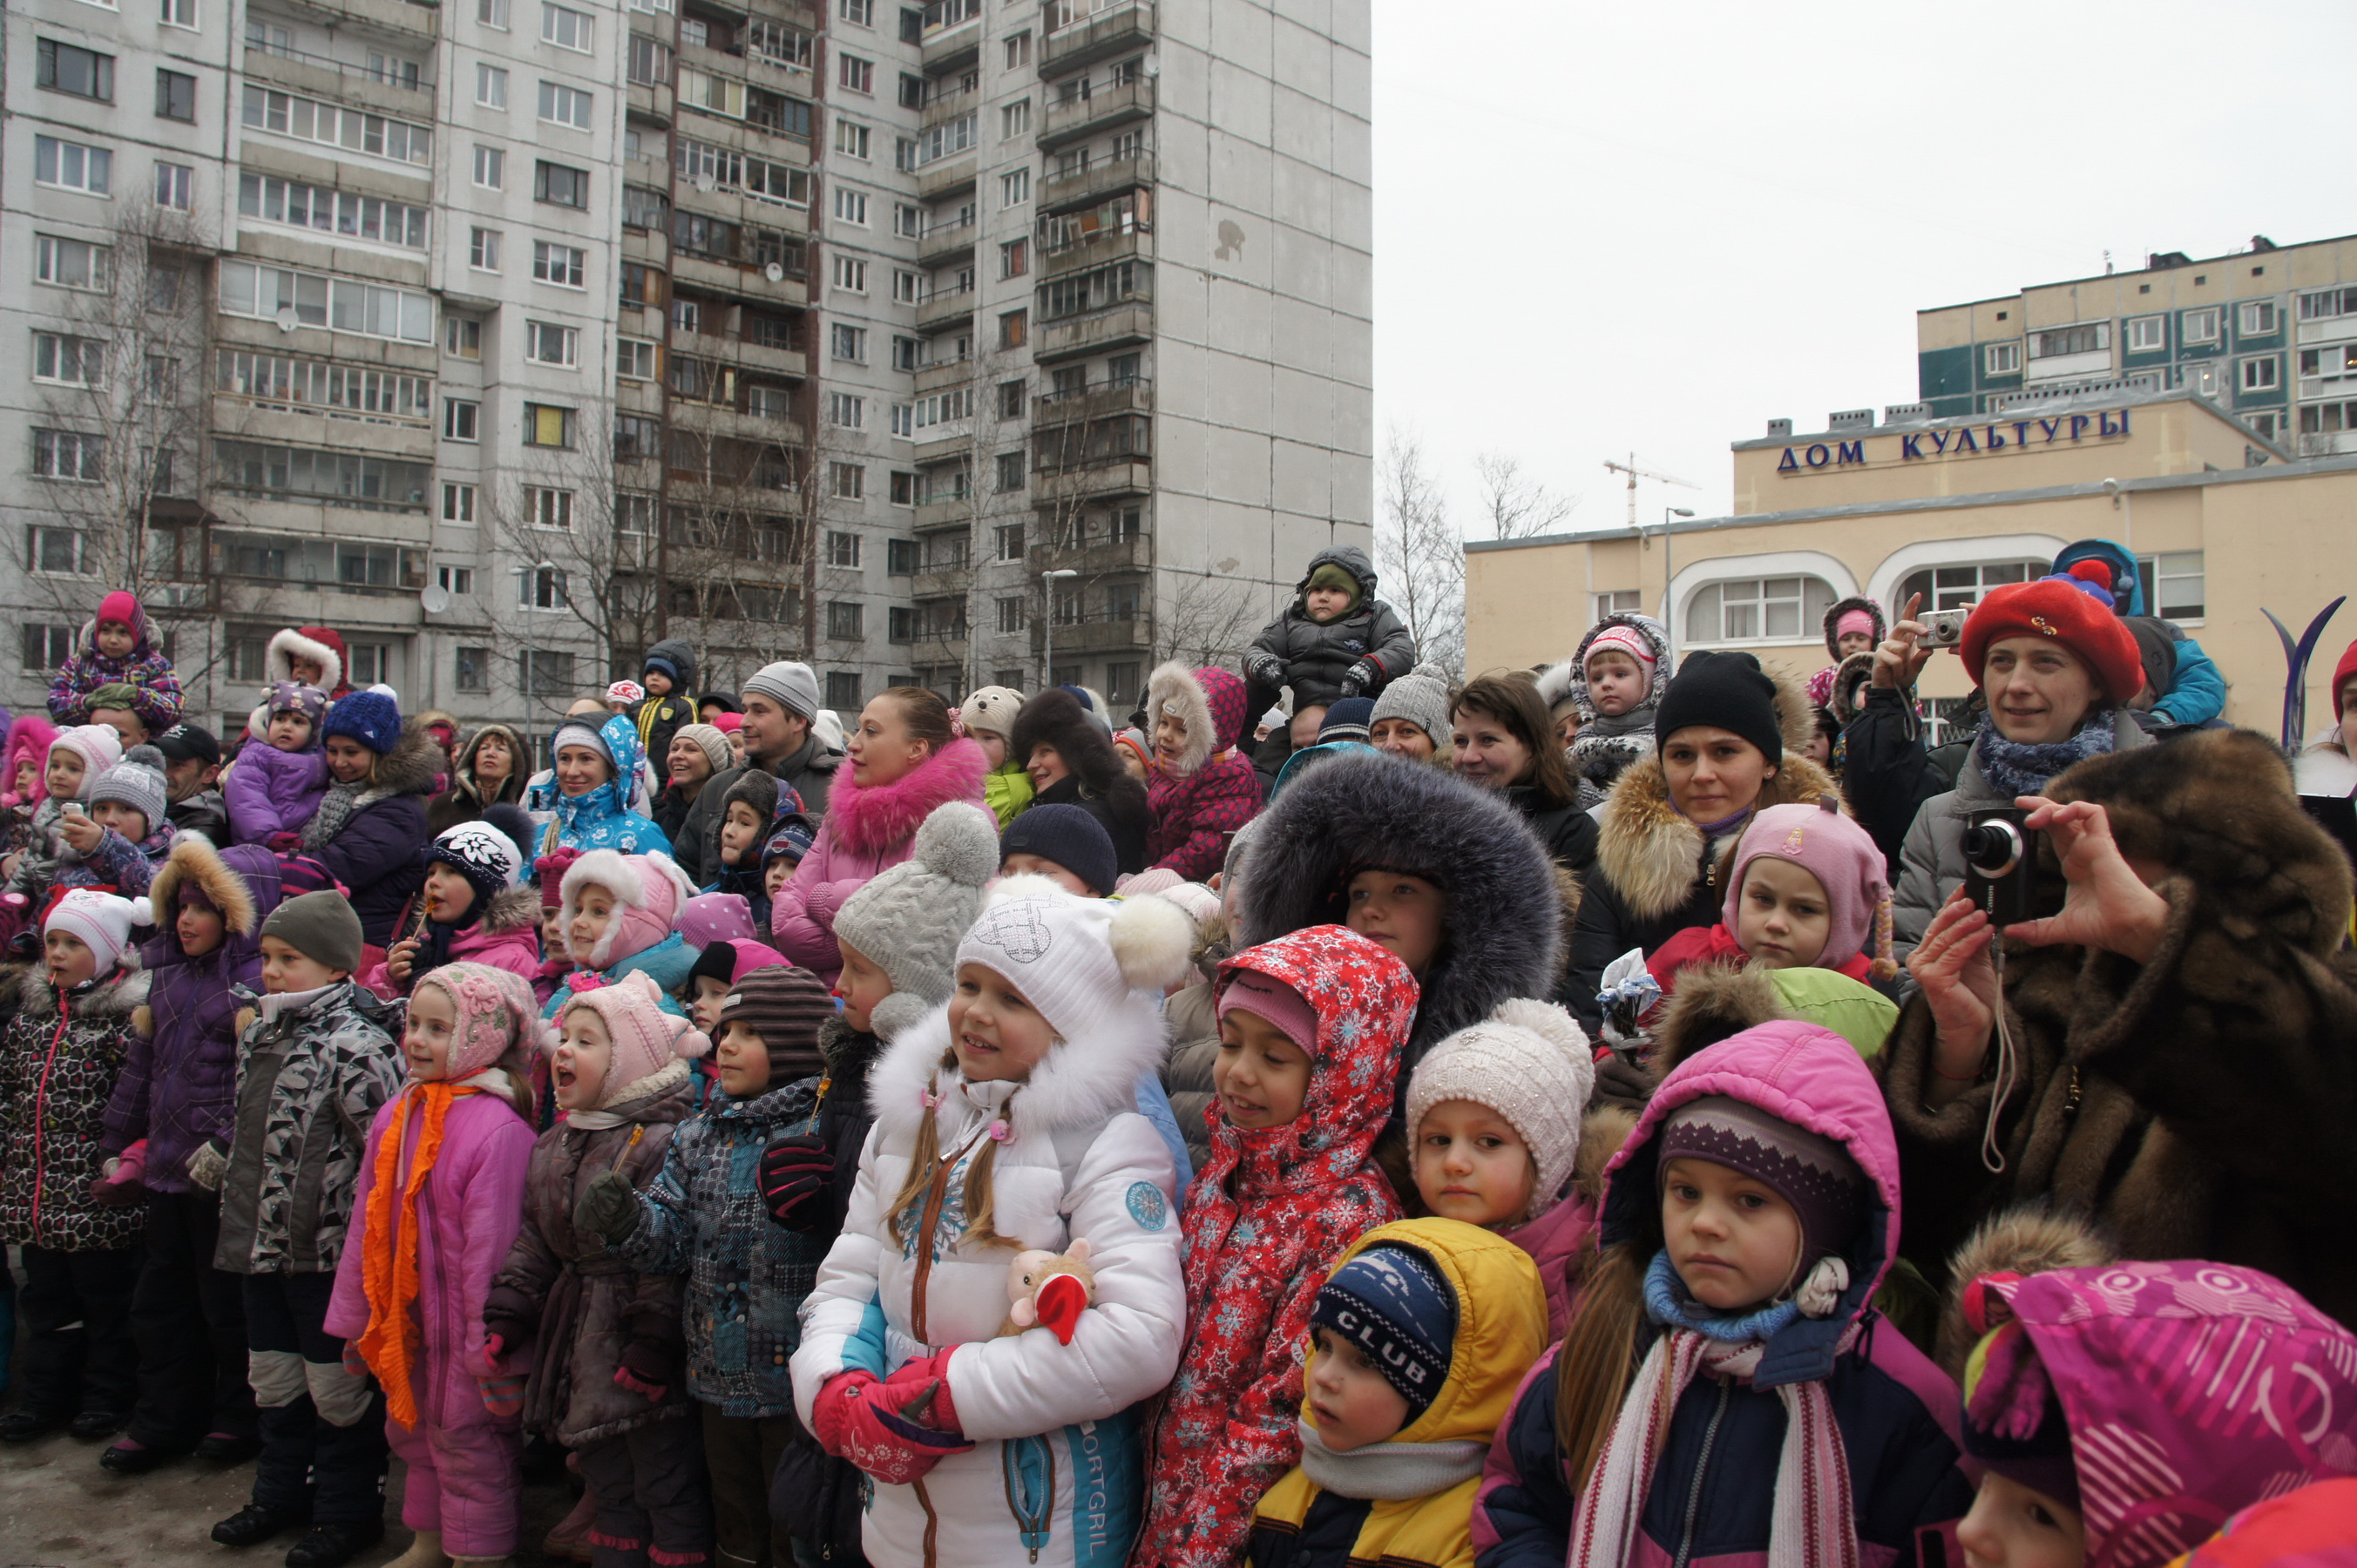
[301,724,440,947]
[53,821,173,897]
[102,842,296,1190]
[325,1087,536,1432]
[226,741,328,843]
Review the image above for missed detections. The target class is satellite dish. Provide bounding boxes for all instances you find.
[274,307,299,332]
[420,583,451,614]
[695,175,716,194]
[764,262,785,282]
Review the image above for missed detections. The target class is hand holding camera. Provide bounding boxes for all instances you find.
[1873,592,1939,690]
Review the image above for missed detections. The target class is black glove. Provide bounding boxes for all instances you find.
[573,1169,641,1244]
[482,1286,537,1355]
[1245,653,1284,690]
[1338,659,1378,699]
[1590,1049,1659,1114]
[759,1133,835,1232]
[613,1333,676,1402]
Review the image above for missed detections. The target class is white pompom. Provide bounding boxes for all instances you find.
[985,871,1070,908]
[914,801,1001,889]
[1492,996,1590,1062]
[1108,891,1193,994]
[1796,1254,1850,1319]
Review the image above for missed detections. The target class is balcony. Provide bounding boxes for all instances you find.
[1040,1,1154,77]
[1035,301,1153,363]
[1040,220,1150,279]
[916,152,979,203]
[1035,459,1151,504]
[241,42,436,115]
[1031,612,1151,656]
[917,220,977,270]
[1040,152,1155,215]
[673,253,811,308]
[911,564,972,598]
[1029,533,1149,576]
[627,78,674,125]
[918,287,976,333]
[278,0,440,44]
[1033,377,1152,425]
[923,81,981,130]
[921,10,982,73]
[913,357,976,394]
[914,497,979,530]
[674,329,808,382]
[1038,76,1153,150]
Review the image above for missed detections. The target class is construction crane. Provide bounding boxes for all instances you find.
[1602,454,1699,530]
[1602,455,1702,663]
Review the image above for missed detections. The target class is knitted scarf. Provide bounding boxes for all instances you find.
[1570,1251,1859,1568]
[354,1077,491,1428]
[1568,709,1656,792]
[1296,1419,1488,1501]
[1973,712,2116,802]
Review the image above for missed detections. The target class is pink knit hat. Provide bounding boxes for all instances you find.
[1834,607,1879,642]
[412,960,539,1080]
[1584,624,1657,675]
[50,724,125,791]
[1721,796,1893,977]
[559,849,694,968]
[1216,967,1319,1051]
[555,970,711,1107]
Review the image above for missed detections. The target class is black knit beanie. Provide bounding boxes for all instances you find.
[716,963,835,1086]
[1655,651,1785,766]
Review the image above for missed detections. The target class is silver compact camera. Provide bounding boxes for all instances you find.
[1920,607,1971,648]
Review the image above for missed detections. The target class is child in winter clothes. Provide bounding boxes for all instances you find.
[363,806,543,1000]
[959,684,1034,827]
[544,712,671,859]
[1536,613,1673,809]
[529,848,576,1011]
[53,743,174,897]
[96,843,305,1474]
[759,815,812,912]
[1246,1220,1548,1568]
[1406,999,1604,1341]
[1243,546,1418,741]
[633,638,700,769]
[302,693,441,950]
[47,590,185,733]
[6,723,124,901]
[200,890,405,1565]
[1806,597,1887,710]
[0,889,152,1442]
[1953,1260,2357,1568]
[1,713,58,861]
[681,936,791,1034]
[999,801,1121,897]
[482,970,707,1568]
[578,965,837,1568]
[1144,662,1265,881]
[261,625,353,700]
[541,849,700,1021]
[325,963,538,1568]
[227,683,330,845]
[789,884,1194,1568]
[701,767,779,923]
[1473,1021,1971,1568]
[1134,923,1420,1568]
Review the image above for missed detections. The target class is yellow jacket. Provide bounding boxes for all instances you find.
[1247,1218,1548,1568]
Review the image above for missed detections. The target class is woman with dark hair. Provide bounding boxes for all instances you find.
[768,686,985,983]
[1008,686,1150,875]
[1450,672,1597,873]
[425,723,527,835]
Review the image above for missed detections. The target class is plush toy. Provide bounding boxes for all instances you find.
[996,1240,1097,1345]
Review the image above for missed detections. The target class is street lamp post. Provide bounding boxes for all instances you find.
[1661,507,1695,666]
[1040,567,1078,691]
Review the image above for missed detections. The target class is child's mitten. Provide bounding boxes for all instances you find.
[810,1370,971,1485]
[757,1133,833,1231]
[572,1170,641,1243]
[612,1335,673,1402]
[477,1373,525,1418]
[184,1139,229,1192]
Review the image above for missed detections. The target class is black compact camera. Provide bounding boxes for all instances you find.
[1961,806,2040,926]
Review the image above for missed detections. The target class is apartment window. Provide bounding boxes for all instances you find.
[2299,287,2357,321]
[995,451,1026,492]
[32,429,105,483]
[38,40,115,101]
[830,324,868,362]
[35,137,112,196]
[2138,551,2205,619]
[2300,345,2357,382]
[887,539,922,576]
[477,0,510,26]
[1897,559,2041,614]
[837,54,873,93]
[2240,301,2279,336]
[612,416,660,463]
[26,526,91,577]
[815,395,861,434]
[893,204,924,240]
[154,161,193,210]
[477,64,509,107]
[1054,147,1090,180]
[826,602,864,639]
[163,0,198,28]
[524,404,575,448]
[830,462,865,501]
[2240,355,2279,393]
[2125,315,2166,353]
[993,523,1026,562]
[445,317,482,359]
[1005,30,1032,67]
[836,120,871,159]
[525,486,574,531]
[897,74,925,111]
[832,256,869,294]
[827,531,862,566]
[622,185,668,231]
[890,471,918,505]
[833,187,870,226]
[240,175,430,248]
[1684,574,1835,643]
[627,33,670,84]
[886,606,914,643]
[33,334,104,388]
[994,596,1025,635]
[2183,307,2220,344]
[1107,581,1141,621]
[542,3,593,51]
[156,69,197,120]
[469,227,502,271]
[840,0,873,23]
[532,241,587,288]
[1982,341,2021,375]
[442,482,477,522]
[2030,323,2107,359]
[1000,168,1030,206]
[535,161,589,207]
[1000,239,1029,279]
[434,564,473,598]
[825,672,862,710]
[443,398,480,441]
[519,649,575,697]
[472,145,506,189]
[885,272,921,310]
[215,443,431,507]
[620,264,655,307]
[618,339,657,380]
[1592,589,1642,620]
[37,233,113,291]
[23,624,76,672]
[999,310,1028,350]
[538,80,593,129]
[1001,99,1031,139]
[526,321,579,367]
[890,399,916,434]
[455,646,491,693]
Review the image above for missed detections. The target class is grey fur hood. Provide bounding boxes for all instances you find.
[1233,748,1562,1068]
[1296,543,1378,600]
[1536,611,1671,722]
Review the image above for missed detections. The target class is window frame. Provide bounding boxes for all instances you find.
[2182,307,2220,345]
[35,135,112,197]
[37,38,116,103]
[155,67,197,121]
[2125,315,2167,353]
[532,240,587,288]
[1682,573,1838,646]
[2240,355,2280,393]
[541,3,594,51]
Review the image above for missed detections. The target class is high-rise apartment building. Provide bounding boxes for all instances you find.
[0,0,1371,747]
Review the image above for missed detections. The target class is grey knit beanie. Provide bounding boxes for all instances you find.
[673,722,732,775]
[831,801,999,1037]
[260,889,364,975]
[88,744,168,836]
[1369,662,1454,748]
[742,659,821,721]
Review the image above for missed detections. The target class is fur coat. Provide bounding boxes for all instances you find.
[1879,728,2357,1332]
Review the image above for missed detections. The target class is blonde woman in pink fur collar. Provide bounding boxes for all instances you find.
[769,686,986,983]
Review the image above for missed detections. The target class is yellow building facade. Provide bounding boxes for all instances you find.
[1464,389,2357,736]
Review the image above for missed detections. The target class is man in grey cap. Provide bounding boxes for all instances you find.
[674,659,839,885]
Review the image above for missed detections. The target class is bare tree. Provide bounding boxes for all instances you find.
[1473,452,1578,541]
[1152,571,1261,670]
[1375,425,1465,677]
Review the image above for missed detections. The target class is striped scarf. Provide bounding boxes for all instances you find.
[354,1078,484,1429]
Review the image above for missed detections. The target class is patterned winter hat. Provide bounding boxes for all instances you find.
[558,969,711,1108]
[44,887,145,971]
[1407,998,1595,1221]
[268,682,328,728]
[955,876,1193,1046]
[412,960,539,1080]
[677,891,757,949]
[835,801,1001,1037]
[1658,1094,1865,1270]
[716,963,835,1085]
[559,849,694,969]
[606,679,646,706]
[425,804,534,912]
[1311,1243,1458,1420]
[49,723,125,790]
[535,848,582,912]
[88,744,168,835]
[761,815,816,874]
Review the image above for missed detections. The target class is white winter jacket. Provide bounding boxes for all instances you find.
[790,990,1186,1568]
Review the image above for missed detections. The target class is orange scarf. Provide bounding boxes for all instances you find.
[355,1081,481,1429]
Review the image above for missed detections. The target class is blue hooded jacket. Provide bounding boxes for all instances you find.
[547,713,673,857]
[2053,537,2225,726]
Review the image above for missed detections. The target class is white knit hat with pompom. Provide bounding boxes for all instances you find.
[954,874,1191,1046]
[1406,997,1595,1221]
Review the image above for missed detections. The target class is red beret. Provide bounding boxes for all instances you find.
[2333,639,2357,717]
[1961,577,2146,703]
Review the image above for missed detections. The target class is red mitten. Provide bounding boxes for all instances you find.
[810,1369,971,1485]
[884,1353,963,1437]
[341,1342,369,1380]
[478,1373,525,1418]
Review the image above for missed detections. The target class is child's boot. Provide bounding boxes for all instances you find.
[542,1480,596,1560]
[385,1527,448,1568]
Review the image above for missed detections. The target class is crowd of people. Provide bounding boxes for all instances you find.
[1,549,2354,1568]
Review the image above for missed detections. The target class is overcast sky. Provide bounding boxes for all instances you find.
[1368,0,2357,531]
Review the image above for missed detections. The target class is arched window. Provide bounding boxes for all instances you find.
[1684,574,1835,644]
[1898,559,2046,613]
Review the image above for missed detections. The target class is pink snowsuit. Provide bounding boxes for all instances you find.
[325,1087,536,1558]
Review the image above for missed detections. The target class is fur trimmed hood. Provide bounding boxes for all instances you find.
[1827,651,1879,726]
[450,723,528,808]
[3,715,59,809]
[266,626,347,694]
[1147,662,1250,777]
[1234,748,1563,1066]
[865,982,1169,1149]
[356,720,445,802]
[820,735,987,858]
[17,956,152,1021]
[148,836,263,936]
[1933,1206,2114,1378]
[1820,595,1886,664]
[477,881,543,936]
[560,848,695,968]
[1537,612,1672,724]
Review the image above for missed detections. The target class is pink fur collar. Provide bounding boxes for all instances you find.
[823,736,988,856]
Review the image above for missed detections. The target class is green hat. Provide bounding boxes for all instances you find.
[1764,966,1899,1060]
[1304,563,1360,617]
[260,890,364,976]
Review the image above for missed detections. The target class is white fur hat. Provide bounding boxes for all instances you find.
[559,848,696,969]
[954,875,1191,1047]
[1406,997,1595,1222]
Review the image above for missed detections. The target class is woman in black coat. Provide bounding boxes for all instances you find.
[1007,687,1151,875]
[1448,672,1597,874]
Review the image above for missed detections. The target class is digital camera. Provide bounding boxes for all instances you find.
[1961,806,2039,926]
